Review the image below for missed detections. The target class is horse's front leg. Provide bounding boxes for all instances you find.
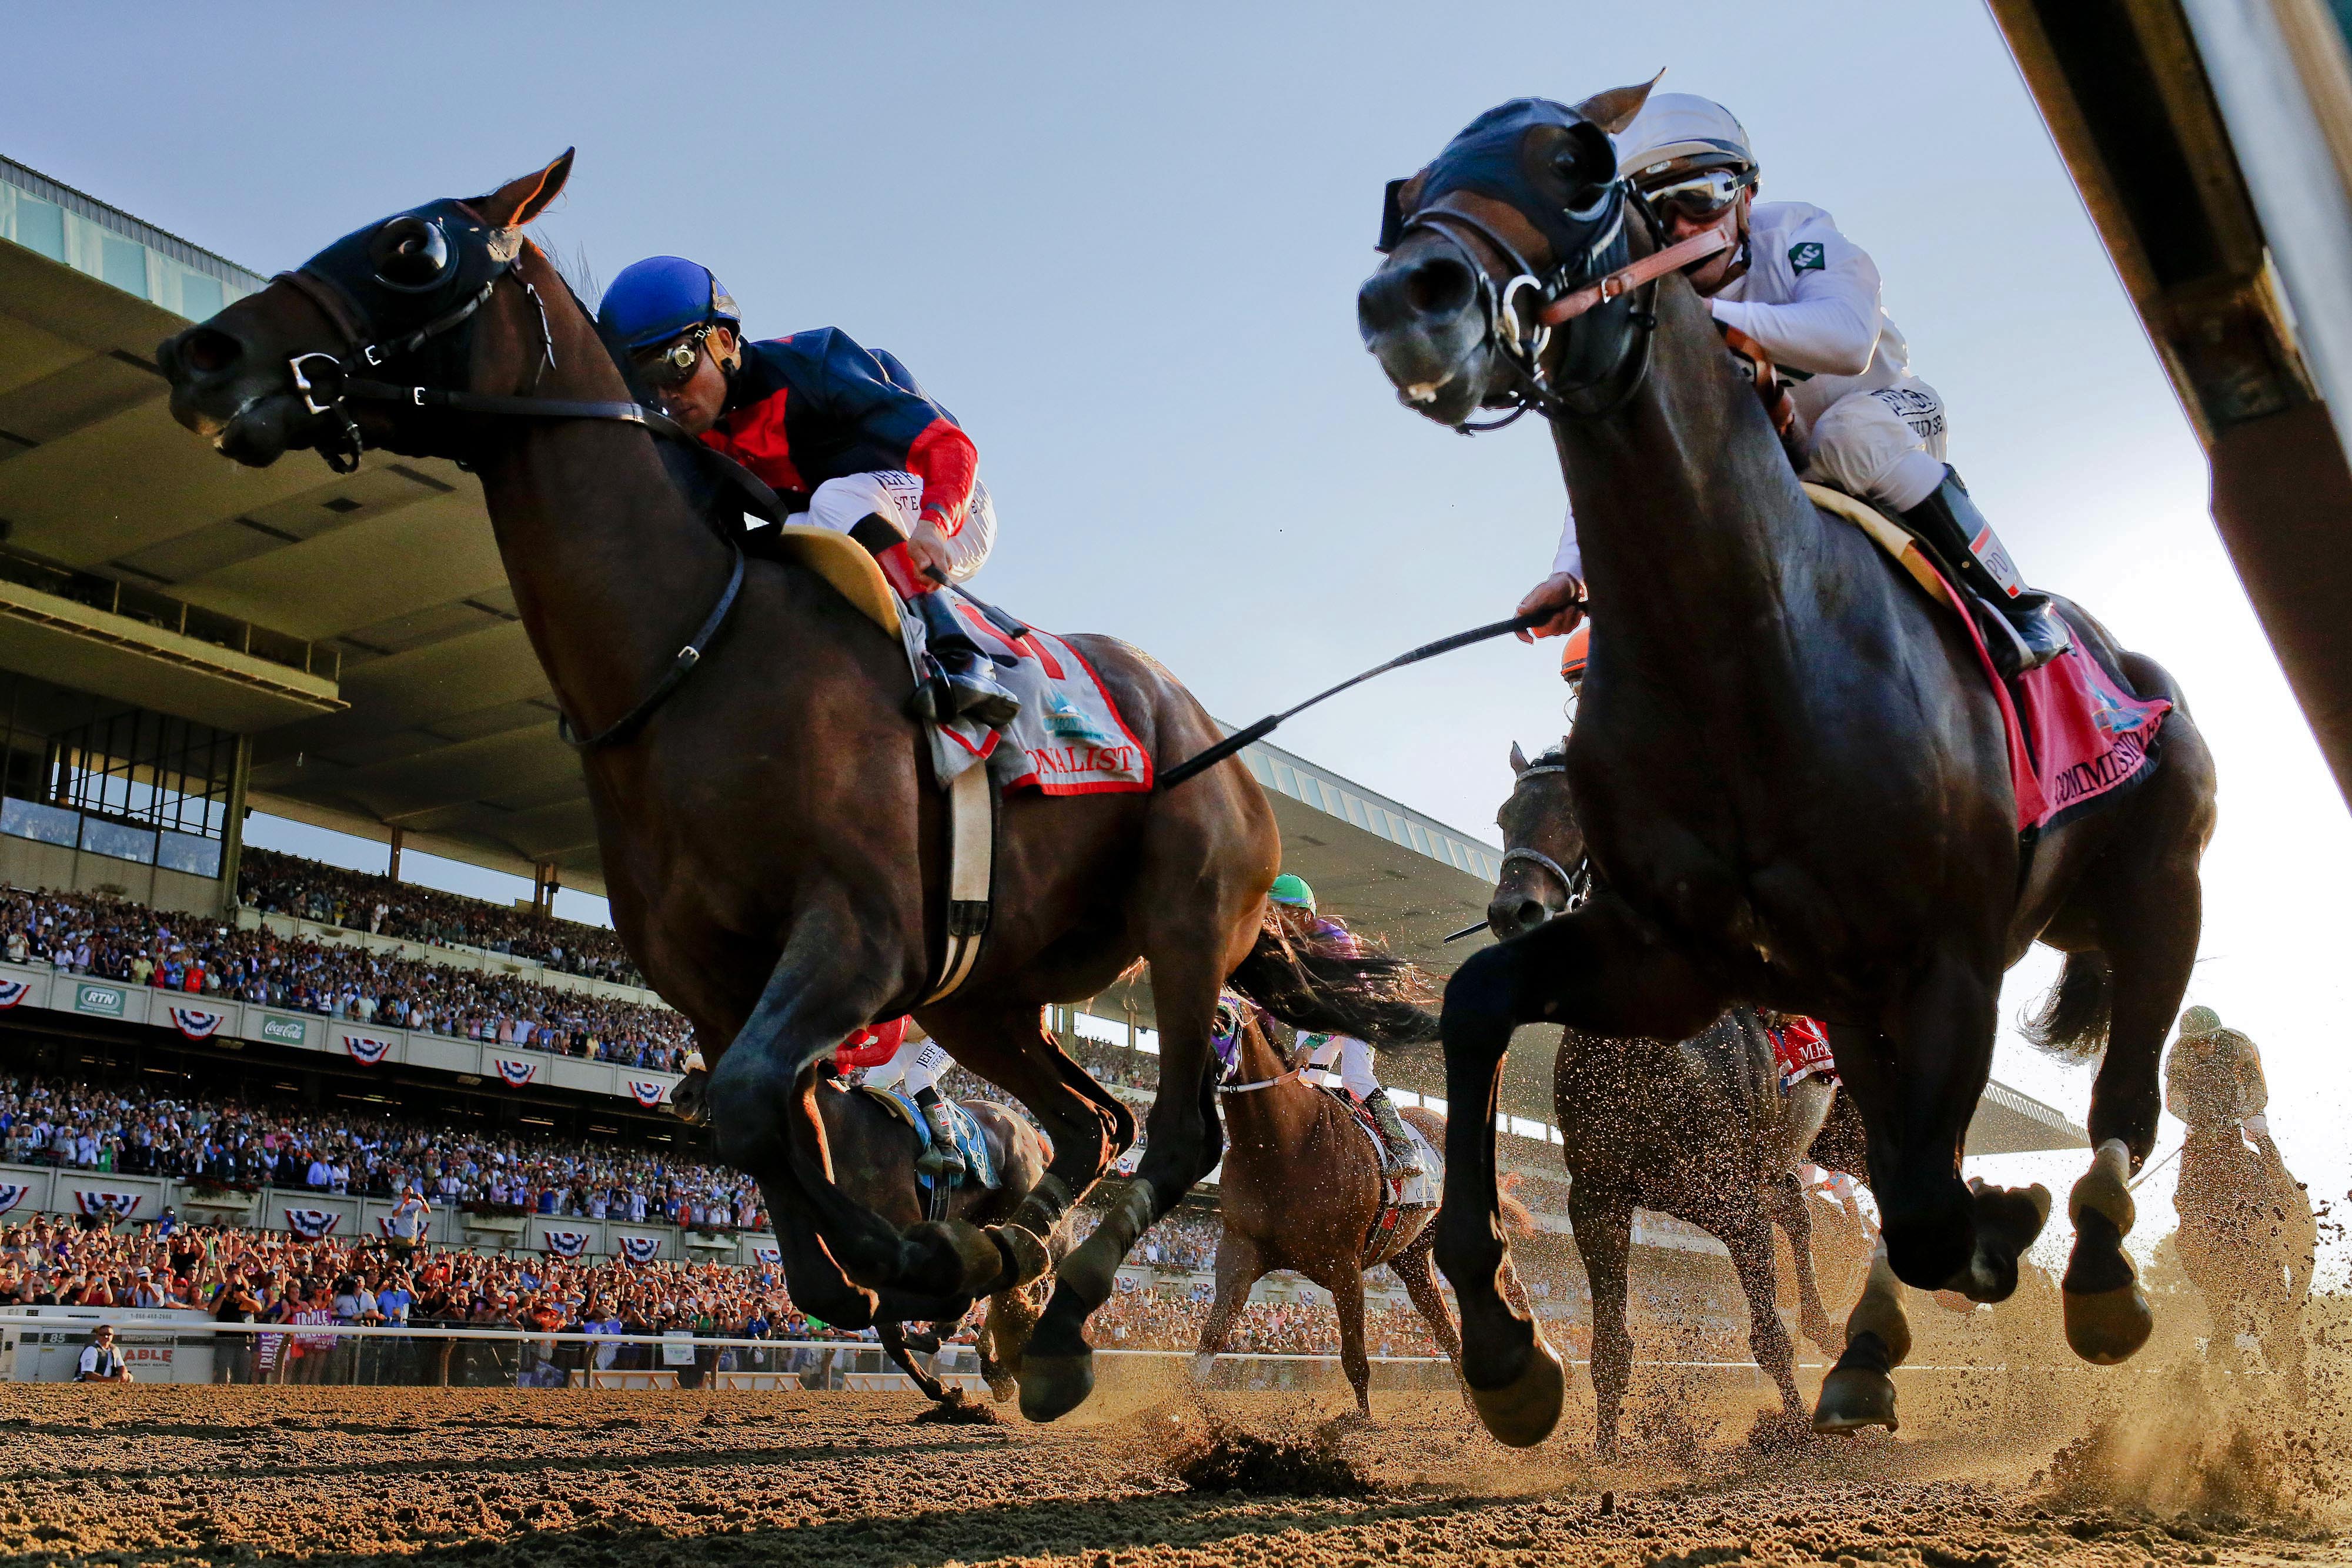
[1436,895,1723,1448]
[710,907,984,1310]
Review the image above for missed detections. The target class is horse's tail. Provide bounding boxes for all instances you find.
[2021,950,2113,1064]
[1228,910,1441,1047]
[1497,1171,1538,1239]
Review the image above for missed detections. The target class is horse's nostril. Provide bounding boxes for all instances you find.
[178,327,243,377]
[1405,255,1476,319]
[1514,900,1549,935]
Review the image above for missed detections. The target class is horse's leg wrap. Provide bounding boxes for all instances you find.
[2063,1138,2151,1364]
[1814,1243,1910,1435]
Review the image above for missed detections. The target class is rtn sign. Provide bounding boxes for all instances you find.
[73,984,125,1017]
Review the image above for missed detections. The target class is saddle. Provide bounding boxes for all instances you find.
[858,1085,1000,1195]
[1317,1086,1441,1262]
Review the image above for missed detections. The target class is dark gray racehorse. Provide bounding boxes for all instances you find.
[1492,743,1846,1455]
[1358,87,2216,1445]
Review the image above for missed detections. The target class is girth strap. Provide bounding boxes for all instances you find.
[921,763,997,1003]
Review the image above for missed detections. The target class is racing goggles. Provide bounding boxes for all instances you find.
[1641,166,1755,223]
[633,323,716,391]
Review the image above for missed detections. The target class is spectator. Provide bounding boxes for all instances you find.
[75,1323,132,1383]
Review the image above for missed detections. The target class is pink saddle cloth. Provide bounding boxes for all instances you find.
[1933,566,2171,833]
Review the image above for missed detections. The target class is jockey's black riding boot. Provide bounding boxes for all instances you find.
[909,589,1020,730]
[913,1085,967,1183]
[1364,1088,1425,1178]
[1897,468,2070,680]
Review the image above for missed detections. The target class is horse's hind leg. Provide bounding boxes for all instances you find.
[1320,1264,1374,1420]
[1570,1182,1635,1460]
[1816,1239,1915,1433]
[1390,1237,1464,1374]
[1765,1173,1837,1352]
[1718,1206,1806,1427]
[1192,1231,1265,1387]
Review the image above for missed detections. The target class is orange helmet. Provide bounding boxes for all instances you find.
[1559,623,1591,684]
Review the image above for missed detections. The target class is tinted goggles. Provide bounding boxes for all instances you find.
[1641,167,1755,223]
[633,325,715,391]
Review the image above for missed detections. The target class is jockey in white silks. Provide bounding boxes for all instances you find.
[1515,93,2072,680]
[1269,874,1425,1178]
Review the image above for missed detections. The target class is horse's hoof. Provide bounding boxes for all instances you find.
[1464,1329,1565,1449]
[913,1219,1010,1296]
[1017,1349,1095,1423]
[987,1222,1054,1290]
[1812,1365,1899,1434]
[2063,1282,2153,1365]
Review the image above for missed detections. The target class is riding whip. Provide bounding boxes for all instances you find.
[1157,609,1550,791]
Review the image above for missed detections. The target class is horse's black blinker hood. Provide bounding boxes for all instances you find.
[1378,98,1619,264]
[291,197,518,367]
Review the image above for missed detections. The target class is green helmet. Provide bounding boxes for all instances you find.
[2178,1005,2223,1039]
[1268,874,1317,912]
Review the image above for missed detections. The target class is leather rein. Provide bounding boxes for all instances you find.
[276,226,786,753]
[1394,187,1732,431]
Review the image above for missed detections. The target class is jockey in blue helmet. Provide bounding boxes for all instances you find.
[597,256,1018,727]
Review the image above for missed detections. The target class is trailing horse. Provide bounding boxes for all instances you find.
[153,152,1432,1425]
[1357,89,2216,1445]
[2165,1024,2315,1403]
[1490,744,1847,1453]
[816,1078,1051,1404]
[1192,1004,1485,1419]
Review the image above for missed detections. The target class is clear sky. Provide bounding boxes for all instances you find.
[8,3,2346,1268]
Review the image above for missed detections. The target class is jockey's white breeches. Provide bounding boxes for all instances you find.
[1801,379,1949,514]
[1308,1035,1378,1100]
[804,470,997,584]
[864,1035,951,1095]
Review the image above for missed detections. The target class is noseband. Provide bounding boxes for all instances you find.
[1393,186,1732,432]
[1501,760,1593,918]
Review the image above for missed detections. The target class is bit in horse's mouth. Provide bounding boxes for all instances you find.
[1402,376,1452,406]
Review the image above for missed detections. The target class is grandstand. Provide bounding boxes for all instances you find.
[0,152,2086,1299]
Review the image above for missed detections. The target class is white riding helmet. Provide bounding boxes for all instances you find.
[1615,93,1757,187]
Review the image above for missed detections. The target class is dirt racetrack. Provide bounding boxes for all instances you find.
[2,1347,2345,1568]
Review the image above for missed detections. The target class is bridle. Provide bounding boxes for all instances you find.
[267,199,789,751]
[1501,757,1593,919]
[1390,182,1734,432]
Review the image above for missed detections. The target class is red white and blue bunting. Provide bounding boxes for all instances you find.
[283,1208,342,1241]
[616,1235,662,1264]
[0,1183,28,1216]
[376,1213,430,1242]
[542,1228,593,1259]
[74,1190,142,1222]
[627,1080,666,1108]
[0,980,27,1009]
[494,1058,538,1087]
[171,1007,226,1040]
[750,1243,781,1266]
[342,1033,395,1065]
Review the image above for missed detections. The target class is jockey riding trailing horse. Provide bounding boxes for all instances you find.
[1266,877,1425,1177]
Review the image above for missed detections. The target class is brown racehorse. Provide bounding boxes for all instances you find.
[153,153,1434,1425]
[1488,744,1847,1453]
[1358,89,2216,1445]
[2166,1033,2316,1403]
[1191,1008,1476,1419]
[817,1079,1051,1403]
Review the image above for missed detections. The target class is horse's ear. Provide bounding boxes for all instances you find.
[1573,71,1664,136]
[475,149,574,229]
[1509,741,1530,775]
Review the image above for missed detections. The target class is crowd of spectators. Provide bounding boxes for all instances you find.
[238,849,643,986]
[0,885,690,1071]
[1085,1283,1453,1358]
[0,1075,762,1230]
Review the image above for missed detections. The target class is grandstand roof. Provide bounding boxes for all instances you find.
[0,155,2087,1155]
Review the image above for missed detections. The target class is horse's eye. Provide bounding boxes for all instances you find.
[370,216,451,293]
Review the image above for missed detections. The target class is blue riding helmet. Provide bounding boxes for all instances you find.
[598,255,741,350]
